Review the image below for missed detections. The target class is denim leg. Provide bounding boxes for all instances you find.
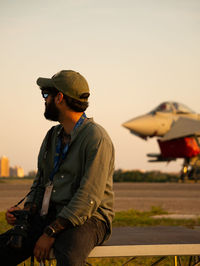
[54,217,107,266]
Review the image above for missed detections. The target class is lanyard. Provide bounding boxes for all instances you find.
[49,113,86,181]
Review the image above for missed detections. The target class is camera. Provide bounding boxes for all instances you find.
[7,210,31,249]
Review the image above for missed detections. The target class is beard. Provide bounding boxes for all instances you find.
[44,98,60,121]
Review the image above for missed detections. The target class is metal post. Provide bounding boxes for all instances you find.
[174,256,178,266]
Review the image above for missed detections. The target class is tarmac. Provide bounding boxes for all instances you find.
[1,181,200,246]
[1,181,200,216]
[114,182,200,215]
[106,226,200,245]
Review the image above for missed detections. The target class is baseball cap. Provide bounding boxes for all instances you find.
[36,70,90,102]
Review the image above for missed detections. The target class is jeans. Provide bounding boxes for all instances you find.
[0,212,107,266]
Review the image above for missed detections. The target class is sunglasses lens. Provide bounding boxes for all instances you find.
[42,93,49,99]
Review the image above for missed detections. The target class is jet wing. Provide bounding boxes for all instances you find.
[161,117,200,141]
[147,153,176,162]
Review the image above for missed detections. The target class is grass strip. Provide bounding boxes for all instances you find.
[113,206,200,228]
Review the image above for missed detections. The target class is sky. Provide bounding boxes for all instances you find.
[0,0,200,174]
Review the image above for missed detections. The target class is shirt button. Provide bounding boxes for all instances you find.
[61,175,64,178]
[90,200,94,205]
[53,189,56,193]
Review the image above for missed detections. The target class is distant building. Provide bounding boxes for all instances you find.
[9,167,16,177]
[28,170,37,178]
[10,166,24,178]
[16,166,24,178]
[0,156,9,177]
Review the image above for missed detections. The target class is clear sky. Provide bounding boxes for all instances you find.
[0,0,200,174]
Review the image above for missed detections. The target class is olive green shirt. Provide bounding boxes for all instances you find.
[26,118,115,237]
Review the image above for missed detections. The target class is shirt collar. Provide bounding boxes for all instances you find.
[57,113,87,138]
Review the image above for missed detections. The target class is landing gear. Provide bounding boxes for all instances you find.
[179,157,200,182]
[180,160,189,182]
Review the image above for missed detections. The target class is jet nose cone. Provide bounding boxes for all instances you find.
[122,114,159,138]
[122,117,145,131]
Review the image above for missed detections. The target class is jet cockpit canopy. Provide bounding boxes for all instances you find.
[150,102,195,115]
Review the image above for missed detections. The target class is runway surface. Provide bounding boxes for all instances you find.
[0,180,200,215]
[114,182,200,214]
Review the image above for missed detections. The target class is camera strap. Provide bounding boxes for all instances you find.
[14,190,33,207]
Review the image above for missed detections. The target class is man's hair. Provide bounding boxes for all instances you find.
[63,94,89,112]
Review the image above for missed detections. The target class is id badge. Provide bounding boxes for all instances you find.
[40,181,53,216]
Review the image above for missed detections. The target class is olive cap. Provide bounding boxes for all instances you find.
[37,70,90,102]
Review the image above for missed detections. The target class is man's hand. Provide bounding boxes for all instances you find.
[34,234,55,262]
[5,206,21,225]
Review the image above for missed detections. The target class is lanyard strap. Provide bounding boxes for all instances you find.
[50,113,86,181]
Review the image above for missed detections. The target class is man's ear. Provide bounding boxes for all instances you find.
[56,92,64,103]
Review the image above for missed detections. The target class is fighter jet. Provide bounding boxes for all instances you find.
[123,102,200,140]
[122,102,200,181]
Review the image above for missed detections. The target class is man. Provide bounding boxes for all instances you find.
[0,70,115,265]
